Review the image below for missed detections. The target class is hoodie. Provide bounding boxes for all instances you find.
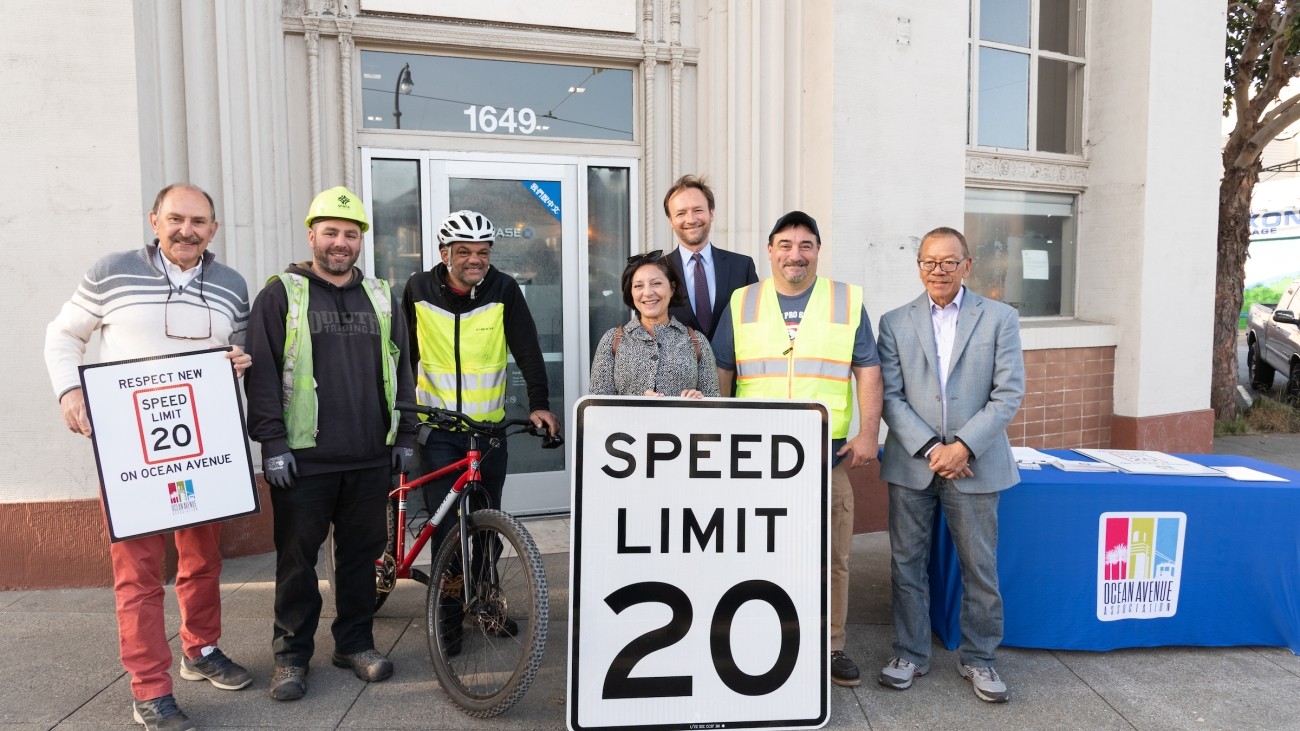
[246,262,417,477]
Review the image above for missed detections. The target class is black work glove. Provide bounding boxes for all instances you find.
[392,446,414,474]
[264,452,297,489]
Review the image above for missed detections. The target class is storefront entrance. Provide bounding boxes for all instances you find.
[361,151,636,514]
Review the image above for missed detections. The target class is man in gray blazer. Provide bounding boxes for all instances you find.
[662,175,759,341]
[875,227,1024,703]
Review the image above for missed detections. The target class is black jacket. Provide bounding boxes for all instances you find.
[403,263,551,416]
[245,263,418,476]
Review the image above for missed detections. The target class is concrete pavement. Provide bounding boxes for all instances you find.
[5,435,1300,730]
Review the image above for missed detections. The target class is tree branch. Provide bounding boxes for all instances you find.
[1248,94,1300,160]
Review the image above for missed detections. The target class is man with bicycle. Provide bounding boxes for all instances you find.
[403,209,560,651]
[245,186,419,701]
[44,184,253,731]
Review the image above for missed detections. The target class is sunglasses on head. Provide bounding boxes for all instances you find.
[626,249,665,266]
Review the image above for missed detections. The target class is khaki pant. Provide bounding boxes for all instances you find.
[830,462,853,651]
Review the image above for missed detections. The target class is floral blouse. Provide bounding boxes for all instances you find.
[589,316,720,397]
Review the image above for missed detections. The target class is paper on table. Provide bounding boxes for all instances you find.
[1215,466,1288,482]
[1012,446,1056,464]
[1053,459,1120,472]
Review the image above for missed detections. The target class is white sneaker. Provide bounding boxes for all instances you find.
[958,662,1009,703]
[878,656,927,690]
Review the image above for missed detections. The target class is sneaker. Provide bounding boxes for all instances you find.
[879,656,927,690]
[959,662,1009,703]
[332,648,394,682]
[179,647,253,690]
[268,665,308,701]
[132,694,195,731]
[830,650,861,687]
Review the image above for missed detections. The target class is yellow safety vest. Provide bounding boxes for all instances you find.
[412,300,508,422]
[732,277,861,438]
[276,273,399,449]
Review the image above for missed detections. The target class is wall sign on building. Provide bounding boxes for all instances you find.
[80,348,259,542]
[568,397,829,731]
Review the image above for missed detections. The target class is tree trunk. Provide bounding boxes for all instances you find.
[1213,161,1260,419]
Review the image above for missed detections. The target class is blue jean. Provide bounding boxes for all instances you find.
[271,465,389,666]
[888,477,1002,669]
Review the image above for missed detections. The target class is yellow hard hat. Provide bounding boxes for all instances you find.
[304,186,370,233]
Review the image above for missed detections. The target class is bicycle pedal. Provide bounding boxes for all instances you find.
[409,567,430,585]
[440,574,465,599]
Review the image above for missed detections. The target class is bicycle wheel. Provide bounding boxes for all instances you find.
[426,508,548,717]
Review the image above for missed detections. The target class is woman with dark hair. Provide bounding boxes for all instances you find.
[589,250,719,398]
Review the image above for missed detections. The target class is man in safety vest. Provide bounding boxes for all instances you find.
[403,210,559,649]
[245,186,419,701]
[714,210,883,688]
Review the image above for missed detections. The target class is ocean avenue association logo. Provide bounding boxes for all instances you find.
[1097,512,1186,621]
[169,479,199,515]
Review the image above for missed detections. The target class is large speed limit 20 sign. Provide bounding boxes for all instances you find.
[569,398,829,730]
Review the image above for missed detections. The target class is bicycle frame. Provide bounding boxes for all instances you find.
[386,440,484,583]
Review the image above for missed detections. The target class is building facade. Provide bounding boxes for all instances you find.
[0,0,1226,587]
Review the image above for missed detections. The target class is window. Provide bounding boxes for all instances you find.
[964,189,1077,317]
[360,51,634,141]
[969,0,1085,154]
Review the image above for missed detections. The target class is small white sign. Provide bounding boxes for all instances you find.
[1022,249,1050,280]
[569,397,829,731]
[80,348,259,541]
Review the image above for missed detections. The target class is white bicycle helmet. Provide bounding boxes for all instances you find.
[438,210,496,247]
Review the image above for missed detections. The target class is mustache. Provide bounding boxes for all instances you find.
[170,233,202,245]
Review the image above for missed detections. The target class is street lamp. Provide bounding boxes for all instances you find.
[393,63,414,129]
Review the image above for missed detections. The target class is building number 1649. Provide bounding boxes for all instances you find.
[463,105,539,134]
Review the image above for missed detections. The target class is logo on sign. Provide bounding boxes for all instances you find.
[169,479,199,515]
[1096,512,1186,621]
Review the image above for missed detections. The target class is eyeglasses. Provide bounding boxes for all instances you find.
[917,259,968,273]
[164,268,213,341]
[626,249,665,266]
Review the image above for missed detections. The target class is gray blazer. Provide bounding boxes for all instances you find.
[878,289,1025,494]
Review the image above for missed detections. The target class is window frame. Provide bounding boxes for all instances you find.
[968,0,1088,158]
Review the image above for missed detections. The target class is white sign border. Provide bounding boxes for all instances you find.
[568,397,831,731]
[79,347,260,542]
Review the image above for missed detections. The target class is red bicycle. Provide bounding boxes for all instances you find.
[377,401,562,717]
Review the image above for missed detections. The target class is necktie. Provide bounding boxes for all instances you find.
[691,252,711,333]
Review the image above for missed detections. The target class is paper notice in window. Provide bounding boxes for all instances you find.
[1022,249,1049,280]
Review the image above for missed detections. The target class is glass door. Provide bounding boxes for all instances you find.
[436,160,577,514]
[362,150,638,514]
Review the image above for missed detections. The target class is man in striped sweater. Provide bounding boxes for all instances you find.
[44,184,252,731]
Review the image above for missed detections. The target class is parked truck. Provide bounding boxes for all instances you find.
[1247,275,1300,399]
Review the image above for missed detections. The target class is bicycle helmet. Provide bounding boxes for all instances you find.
[437,210,495,248]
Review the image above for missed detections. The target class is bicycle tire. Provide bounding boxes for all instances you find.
[426,508,548,717]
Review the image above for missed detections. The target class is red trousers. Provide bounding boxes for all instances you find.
[110,523,223,701]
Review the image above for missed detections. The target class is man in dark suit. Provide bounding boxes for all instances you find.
[876,227,1025,703]
[662,175,758,340]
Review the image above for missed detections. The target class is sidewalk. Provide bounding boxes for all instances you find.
[4,435,1300,730]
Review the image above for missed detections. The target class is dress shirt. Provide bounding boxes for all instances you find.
[931,285,965,437]
[678,243,716,315]
[155,246,203,289]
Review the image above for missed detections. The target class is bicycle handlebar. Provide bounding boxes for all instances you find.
[395,401,563,449]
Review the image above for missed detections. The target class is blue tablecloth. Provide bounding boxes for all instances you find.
[929,452,1300,654]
